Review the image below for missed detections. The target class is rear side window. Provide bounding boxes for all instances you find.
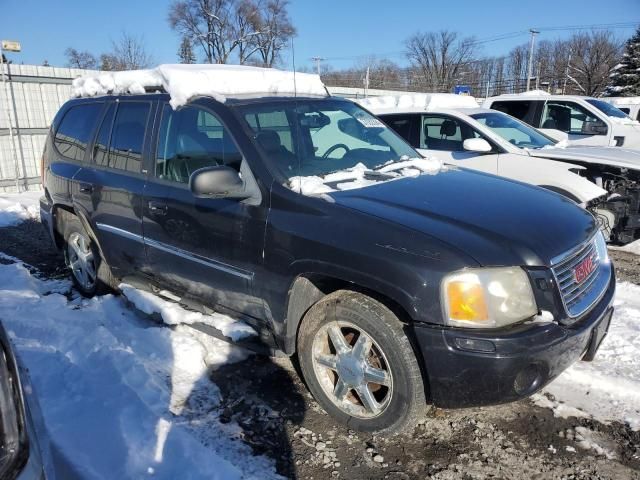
[491,101,538,125]
[54,103,103,161]
[93,104,115,167]
[380,114,419,146]
[108,102,151,172]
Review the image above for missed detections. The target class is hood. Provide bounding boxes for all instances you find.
[530,146,640,170]
[331,168,598,267]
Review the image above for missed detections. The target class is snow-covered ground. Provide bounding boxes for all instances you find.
[0,190,41,227]
[0,256,283,480]
[609,238,640,256]
[533,281,640,431]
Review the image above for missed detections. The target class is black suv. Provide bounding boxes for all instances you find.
[40,85,615,433]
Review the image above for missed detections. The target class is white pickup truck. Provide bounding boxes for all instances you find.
[358,94,640,244]
[482,93,640,150]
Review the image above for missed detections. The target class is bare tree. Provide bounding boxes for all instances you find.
[405,30,478,92]
[65,48,97,69]
[568,31,622,96]
[109,32,153,70]
[252,0,296,67]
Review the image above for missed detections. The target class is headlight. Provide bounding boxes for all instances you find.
[594,230,609,265]
[441,267,537,328]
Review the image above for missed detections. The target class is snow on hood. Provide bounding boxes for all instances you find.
[289,157,445,196]
[529,146,640,171]
[358,94,478,113]
[72,64,328,108]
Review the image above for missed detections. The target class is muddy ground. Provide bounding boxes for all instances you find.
[1,220,639,480]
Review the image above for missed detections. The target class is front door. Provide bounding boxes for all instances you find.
[540,101,608,147]
[142,102,267,319]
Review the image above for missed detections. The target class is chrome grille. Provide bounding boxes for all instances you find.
[551,236,605,318]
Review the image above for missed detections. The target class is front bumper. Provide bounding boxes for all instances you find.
[413,269,615,409]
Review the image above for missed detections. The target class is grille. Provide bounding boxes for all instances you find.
[551,237,602,317]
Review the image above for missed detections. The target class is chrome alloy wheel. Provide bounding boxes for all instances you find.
[67,231,97,291]
[311,321,393,418]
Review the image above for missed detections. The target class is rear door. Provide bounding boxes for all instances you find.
[75,98,154,275]
[417,114,498,173]
[142,101,267,319]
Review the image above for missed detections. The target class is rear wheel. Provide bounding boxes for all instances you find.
[62,216,116,297]
[297,290,426,434]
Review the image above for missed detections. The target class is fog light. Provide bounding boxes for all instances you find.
[514,364,543,395]
[454,337,495,353]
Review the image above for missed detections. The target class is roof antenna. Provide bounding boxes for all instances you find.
[291,37,297,98]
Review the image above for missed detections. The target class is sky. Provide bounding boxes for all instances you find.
[2,0,639,71]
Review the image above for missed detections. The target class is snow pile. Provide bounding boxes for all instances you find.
[518,89,550,97]
[120,283,256,341]
[610,239,640,255]
[0,190,41,227]
[358,93,478,113]
[0,259,283,479]
[72,64,327,108]
[532,281,640,431]
[289,158,444,196]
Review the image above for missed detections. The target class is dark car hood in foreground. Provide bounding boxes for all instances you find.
[331,168,598,267]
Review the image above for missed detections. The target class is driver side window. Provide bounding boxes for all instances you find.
[156,104,242,184]
[542,101,603,135]
[420,115,479,151]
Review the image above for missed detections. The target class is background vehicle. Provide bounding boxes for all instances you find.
[601,97,640,122]
[0,321,54,480]
[360,94,639,244]
[483,94,640,149]
[40,65,615,434]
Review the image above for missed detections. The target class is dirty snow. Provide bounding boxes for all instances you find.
[358,93,478,113]
[532,281,640,431]
[0,190,41,227]
[0,259,283,480]
[72,64,327,108]
[609,239,640,255]
[120,283,257,341]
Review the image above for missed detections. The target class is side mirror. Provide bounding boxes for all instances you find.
[189,166,246,198]
[582,120,608,136]
[463,138,493,153]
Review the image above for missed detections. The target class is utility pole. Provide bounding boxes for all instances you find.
[311,56,325,76]
[363,66,370,97]
[0,40,24,192]
[526,29,539,92]
[563,51,572,95]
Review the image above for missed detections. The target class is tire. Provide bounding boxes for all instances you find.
[297,290,426,434]
[62,215,116,297]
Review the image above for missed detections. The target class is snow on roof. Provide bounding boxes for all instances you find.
[71,64,328,108]
[357,93,478,113]
[518,89,550,96]
[603,96,640,106]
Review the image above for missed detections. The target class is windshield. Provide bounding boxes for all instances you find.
[470,111,556,149]
[236,99,422,188]
[586,99,630,119]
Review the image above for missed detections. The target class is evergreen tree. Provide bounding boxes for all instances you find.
[606,26,640,96]
[178,37,196,64]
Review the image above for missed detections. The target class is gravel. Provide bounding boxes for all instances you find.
[3,219,639,479]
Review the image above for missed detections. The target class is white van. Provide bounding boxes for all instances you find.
[601,97,640,122]
[483,94,640,149]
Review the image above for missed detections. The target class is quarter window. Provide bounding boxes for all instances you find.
[54,103,103,161]
[155,104,242,184]
[108,102,151,172]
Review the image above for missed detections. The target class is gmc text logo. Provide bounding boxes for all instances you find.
[574,256,596,284]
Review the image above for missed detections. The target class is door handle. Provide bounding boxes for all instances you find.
[79,183,93,193]
[148,201,168,215]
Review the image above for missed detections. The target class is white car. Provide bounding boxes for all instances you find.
[358,94,640,244]
[601,97,640,122]
[482,93,640,150]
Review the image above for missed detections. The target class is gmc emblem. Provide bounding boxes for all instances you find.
[574,256,596,284]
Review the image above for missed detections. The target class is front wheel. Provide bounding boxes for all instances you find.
[297,291,426,434]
